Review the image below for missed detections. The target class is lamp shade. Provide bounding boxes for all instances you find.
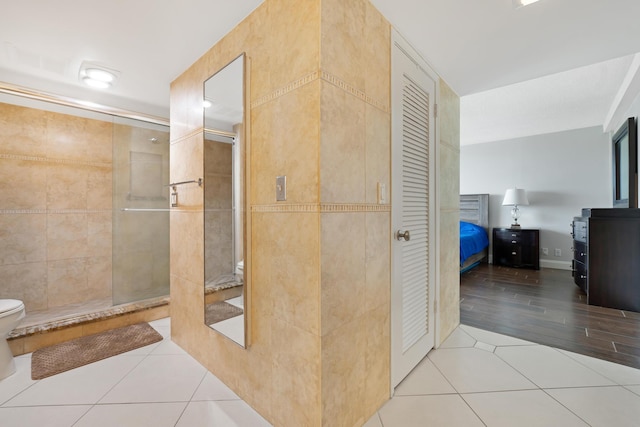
[502,188,529,206]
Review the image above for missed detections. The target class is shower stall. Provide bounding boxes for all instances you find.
[112,118,170,305]
[0,90,170,329]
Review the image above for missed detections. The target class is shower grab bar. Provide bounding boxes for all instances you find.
[121,208,171,212]
[165,178,203,188]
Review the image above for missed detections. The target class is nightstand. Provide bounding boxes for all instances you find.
[492,228,540,270]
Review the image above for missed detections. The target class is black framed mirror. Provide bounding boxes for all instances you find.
[612,117,637,208]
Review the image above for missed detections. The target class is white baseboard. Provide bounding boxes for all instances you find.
[540,259,572,270]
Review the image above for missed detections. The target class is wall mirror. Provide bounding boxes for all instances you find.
[203,53,247,347]
[612,117,638,208]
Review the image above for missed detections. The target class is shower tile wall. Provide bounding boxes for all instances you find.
[204,139,233,285]
[0,102,113,311]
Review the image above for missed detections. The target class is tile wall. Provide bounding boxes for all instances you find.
[169,0,460,426]
[169,1,323,425]
[438,80,461,342]
[0,101,171,315]
[318,0,392,424]
[0,102,113,311]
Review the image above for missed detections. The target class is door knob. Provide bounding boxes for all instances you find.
[396,230,410,241]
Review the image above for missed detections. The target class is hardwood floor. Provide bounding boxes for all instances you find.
[460,263,640,369]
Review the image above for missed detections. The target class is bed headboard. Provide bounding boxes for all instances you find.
[460,194,489,231]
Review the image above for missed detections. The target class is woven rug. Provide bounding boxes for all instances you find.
[205,301,243,325]
[31,322,163,380]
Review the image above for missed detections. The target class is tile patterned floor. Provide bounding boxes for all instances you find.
[365,324,640,427]
[0,318,271,427]
[3,318,640,426]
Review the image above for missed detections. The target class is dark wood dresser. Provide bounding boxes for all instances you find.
[571,208,640,312]
[492,228,540,270]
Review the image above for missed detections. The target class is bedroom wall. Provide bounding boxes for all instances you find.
[460,126,610,269]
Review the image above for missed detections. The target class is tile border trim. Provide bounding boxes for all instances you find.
[252,203,390,213]
[0,153,111,168]
[250,70,389,113]
[320,71,389,113]
[251,71,319,109]
[0,209,112,215]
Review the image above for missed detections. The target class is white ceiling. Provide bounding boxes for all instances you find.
[461,54,637,145]
[2,0,640,141]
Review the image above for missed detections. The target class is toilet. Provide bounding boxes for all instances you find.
[0,299,25,380]
[235,259,244,277]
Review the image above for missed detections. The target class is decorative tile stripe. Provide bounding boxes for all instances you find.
[251,203,390,213]
[320,71,389,113]
[251,71,320,109]
[0,209,111,215]
[249,70,389,113]
[251,204,319,213]
[320,203,390,213]
[0,153,111,169]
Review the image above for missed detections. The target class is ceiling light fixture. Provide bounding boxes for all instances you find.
[79,61,119,90]
[203,100,212,109]
[513,0,541,8]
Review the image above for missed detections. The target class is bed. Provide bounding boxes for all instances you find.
[460,194,490,273]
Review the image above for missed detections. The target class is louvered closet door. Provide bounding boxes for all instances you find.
[391,33,437,389]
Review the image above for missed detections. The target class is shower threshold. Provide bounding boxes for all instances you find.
[7,295,169,356]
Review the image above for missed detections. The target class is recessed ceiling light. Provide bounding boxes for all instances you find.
[513,0,541,8]
[203,100,212,109]
[84,68,115,83]
[79,61,119,90]
[82,77,111,89]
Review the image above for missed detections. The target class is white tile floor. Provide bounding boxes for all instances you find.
[3,320,640,426]
[0,318,271,427]
[365,324,640,427]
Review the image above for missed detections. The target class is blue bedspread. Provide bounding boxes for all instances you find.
[460,221,489,265]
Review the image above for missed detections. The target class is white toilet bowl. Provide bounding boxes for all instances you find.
[0,299,25,380]
[235,259,244,276]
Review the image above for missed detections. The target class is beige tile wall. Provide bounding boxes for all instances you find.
[0,103,113,311]
[169,1,323,425]
[438,80,461,343]
[0,102,172,313]
[169,0,460,426]
[318,1,392,424]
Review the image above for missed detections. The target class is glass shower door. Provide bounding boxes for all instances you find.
[112,117,170,305]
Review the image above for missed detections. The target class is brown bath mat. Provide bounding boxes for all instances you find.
[205,301,243,325]
[31,322,163,380]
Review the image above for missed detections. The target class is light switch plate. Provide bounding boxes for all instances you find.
[276,175,286,201]
[377,182,387,204]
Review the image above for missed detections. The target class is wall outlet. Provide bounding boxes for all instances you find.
[542,248,548,255]
[554,248,561,257]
